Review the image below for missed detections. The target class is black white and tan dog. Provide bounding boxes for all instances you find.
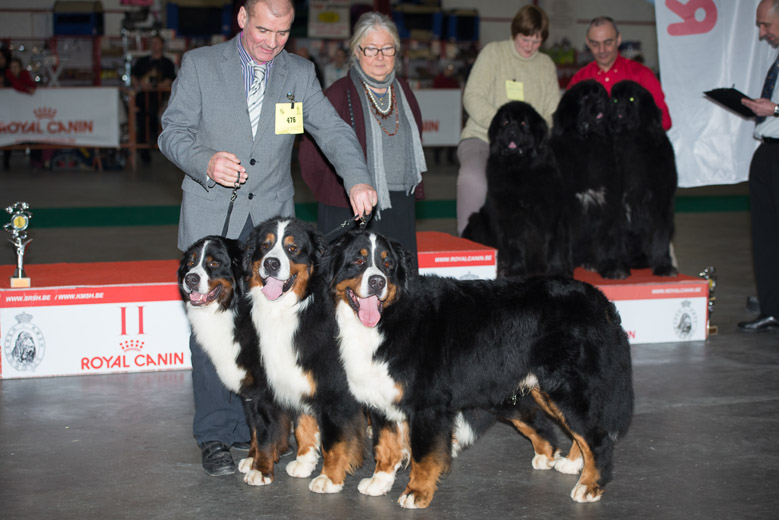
[551,79,629,279]
[178,235,291,485]
[462,100,572,278]
[609,80,678,276]
[325,230,634,508]
[242,216,367,493]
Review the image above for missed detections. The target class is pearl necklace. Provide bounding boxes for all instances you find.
[362,81,393,118]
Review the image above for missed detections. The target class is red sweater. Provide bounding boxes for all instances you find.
[568,55,672,131]
[298,75,424,208]
[6,69,36,94]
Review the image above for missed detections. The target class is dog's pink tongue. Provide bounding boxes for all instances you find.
[261,277,285,301]
[189,292,208,305]
[357,295,382,328]
[508,141,517,149]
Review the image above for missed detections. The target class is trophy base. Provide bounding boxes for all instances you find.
[10,276,31,288]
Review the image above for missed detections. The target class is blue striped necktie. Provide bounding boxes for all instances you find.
[248,64,266,138]
[756,54,779,124]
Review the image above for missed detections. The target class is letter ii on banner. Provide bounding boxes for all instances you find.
[120,306,145,335]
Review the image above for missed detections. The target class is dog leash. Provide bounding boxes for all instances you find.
[323,212,372,243]
[221,179,241,237]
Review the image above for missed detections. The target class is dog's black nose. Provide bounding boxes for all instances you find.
[368,275,386,295]
[185,273,200,289]
[264,257,281,275]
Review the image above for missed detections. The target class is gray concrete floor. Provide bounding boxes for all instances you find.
[1,149,777,519]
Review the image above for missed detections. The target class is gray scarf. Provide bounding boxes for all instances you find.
[350,63,426,217]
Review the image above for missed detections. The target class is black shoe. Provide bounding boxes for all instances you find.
[200,441,236,476]
[738,315,779,333]
[232,441,251,450]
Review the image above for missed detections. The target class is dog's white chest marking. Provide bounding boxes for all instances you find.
[336,301,405,422]
[576,187,606,210]
[187,305,245,394]
[251,288,312,413]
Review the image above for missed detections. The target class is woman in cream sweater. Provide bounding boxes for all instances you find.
[456,5,560,235]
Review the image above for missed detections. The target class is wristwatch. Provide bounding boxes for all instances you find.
[774,104,779,116]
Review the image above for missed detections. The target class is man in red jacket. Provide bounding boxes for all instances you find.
[568,16,672,131]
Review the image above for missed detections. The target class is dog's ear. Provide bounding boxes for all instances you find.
[534,111,550,149]
[242,228,258,275]
[384,235,416,291]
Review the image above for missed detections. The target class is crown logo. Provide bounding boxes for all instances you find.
[120,339,144,352]
[15,312,33,324]
[33,107,56,119]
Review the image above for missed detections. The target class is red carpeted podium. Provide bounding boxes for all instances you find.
[0,234,709,379]
[0,260,190,379]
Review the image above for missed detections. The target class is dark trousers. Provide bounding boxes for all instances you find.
[190,216,254,447]
[317,190,418,267]
[749,142,779,318]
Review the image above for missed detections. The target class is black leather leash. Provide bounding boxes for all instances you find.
[323,212,372,243]
[221,179,241,237]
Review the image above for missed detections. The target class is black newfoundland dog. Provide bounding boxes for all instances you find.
[551,80,629,279]
[609,80,678,276]
[462,101,572,278]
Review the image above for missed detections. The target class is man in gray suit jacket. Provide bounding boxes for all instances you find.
[158,0,377,476]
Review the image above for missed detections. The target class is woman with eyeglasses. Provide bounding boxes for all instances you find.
[299,11,425,260]
[455,5,560,236]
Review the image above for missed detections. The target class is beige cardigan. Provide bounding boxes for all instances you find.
[460,39,560,143]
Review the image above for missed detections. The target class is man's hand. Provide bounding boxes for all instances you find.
[207,151,248,187]
[742,97,777,118]
[348,183,378,218]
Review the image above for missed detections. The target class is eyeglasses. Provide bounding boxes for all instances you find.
[359,45,397,57]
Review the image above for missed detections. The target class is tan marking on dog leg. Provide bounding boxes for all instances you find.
[529,388,602,502]
[244,428,277,486]
[238,428,259,474]
[286,414,321,478]
[569,433,603,502]
[509,418,556,470]
[398,452,448,509]
[359,422,408,496]
[310,441,349,493]
[555,439,584,474]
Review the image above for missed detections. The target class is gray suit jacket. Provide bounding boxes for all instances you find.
[159,36,371,250]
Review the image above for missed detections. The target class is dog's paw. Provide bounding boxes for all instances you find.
[571,483,603,503]
[309,474,343,494]
[652,263,678,277]
[238,457,253,474]
[531,453,556,470]
[286,450,318,478]
[244,470,273,486]
[397,492,419,509]
[554,455,584,474]
[358,471,395,496]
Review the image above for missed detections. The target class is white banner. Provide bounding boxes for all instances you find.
[412,89,462,146]
[656,1,774,186]
[0,87,120,147]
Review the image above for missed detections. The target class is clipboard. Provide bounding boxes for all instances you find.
[704,88,755,118]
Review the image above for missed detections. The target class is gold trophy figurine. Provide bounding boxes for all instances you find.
[5,202,33,288]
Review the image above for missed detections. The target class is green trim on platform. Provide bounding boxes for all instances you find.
[25,195,751,229]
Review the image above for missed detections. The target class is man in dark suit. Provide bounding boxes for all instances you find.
[740,0,779,333]
[159,0,377,475]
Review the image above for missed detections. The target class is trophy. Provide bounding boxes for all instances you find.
[5,202,33,288]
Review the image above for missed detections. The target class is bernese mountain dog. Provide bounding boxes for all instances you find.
[324,230,634,508]
[242,217,367,494]
[178,235,291,485]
